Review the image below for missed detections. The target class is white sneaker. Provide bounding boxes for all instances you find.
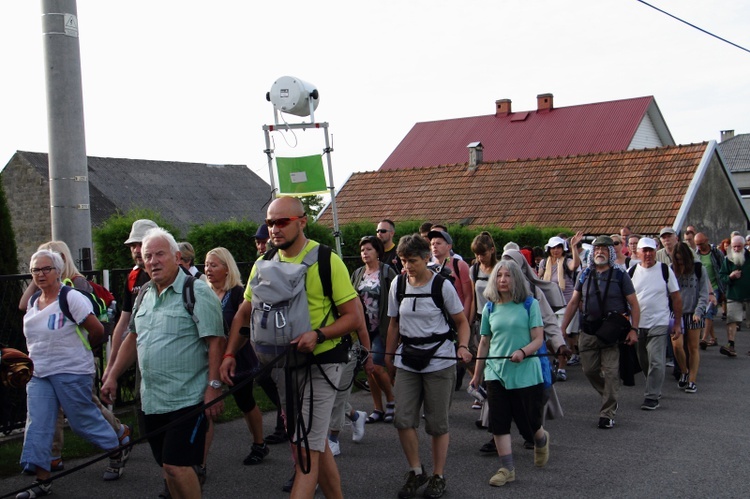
[328,438,341,456]
[351,410,366,443]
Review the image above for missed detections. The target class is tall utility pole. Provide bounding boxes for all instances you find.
[41,0,93,270]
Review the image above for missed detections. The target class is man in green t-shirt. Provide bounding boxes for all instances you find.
[221,196,360,498]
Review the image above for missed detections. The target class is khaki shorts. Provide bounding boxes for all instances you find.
[726,300,747,324]
[287,363,342,452]
[393,365,456,436]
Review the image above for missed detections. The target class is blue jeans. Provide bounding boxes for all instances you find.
[21,374,118,471]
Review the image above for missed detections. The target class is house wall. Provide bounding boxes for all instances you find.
[684,153,749,243]
[1,157,52,272]
[728,170,750,213]
[629,114,663,149]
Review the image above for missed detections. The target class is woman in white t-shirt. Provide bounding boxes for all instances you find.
[385,234,472,499]
[18,250,124,498]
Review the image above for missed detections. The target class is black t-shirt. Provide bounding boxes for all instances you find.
[122,267,151,314]
[381,245,402,273]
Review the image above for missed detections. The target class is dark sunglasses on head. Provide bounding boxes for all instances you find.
[265,215,305,228]
[376,229,390,234]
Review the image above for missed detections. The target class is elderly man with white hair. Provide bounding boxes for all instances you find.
[718,234,750,357]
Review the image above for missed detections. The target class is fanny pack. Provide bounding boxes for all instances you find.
[400,332,453,371]
[584,312,630,346]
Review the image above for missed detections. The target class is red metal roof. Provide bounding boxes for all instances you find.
[379,96,657,170]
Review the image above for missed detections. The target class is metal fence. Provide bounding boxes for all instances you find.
[0,255,365,435]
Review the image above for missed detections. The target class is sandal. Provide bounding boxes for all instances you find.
[383,402,395,423]
[366,410,384,424]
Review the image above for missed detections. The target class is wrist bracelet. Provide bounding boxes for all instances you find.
[222,353,235,360]
[519,348,527,358]
[458,345,469,351]
[630,327,638,332]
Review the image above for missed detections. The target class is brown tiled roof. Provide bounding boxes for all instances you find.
[319,143,709,235]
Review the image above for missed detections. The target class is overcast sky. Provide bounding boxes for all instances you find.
[2,0,749,193]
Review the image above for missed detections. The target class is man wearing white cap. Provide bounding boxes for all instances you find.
[628,237,682,410]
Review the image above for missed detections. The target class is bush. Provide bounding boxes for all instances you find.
[92,209,181,270]
[187,220,260,266]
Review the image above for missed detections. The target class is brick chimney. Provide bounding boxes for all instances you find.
[537,93,553,111]
[495,99,512,116]
[467,141,483,170]
[720,130,735,142]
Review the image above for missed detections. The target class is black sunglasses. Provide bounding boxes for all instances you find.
[376,229,390,234]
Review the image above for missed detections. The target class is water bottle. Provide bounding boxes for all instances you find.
[107,300,117,322]
[467,383,487,402]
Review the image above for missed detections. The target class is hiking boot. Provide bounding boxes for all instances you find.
[243,443,270,465]
[15,480,52,499]
[684,382,697,393]
[351,410,367,442]
[424,474,446,498]
[397,466,428,499]
[534,430,550,467]
[102,451,125,481]
[489,467,515,487]
[598,417,615,429]
[720,344,737,357]
[641,398,660,410]
[678,372,689,389]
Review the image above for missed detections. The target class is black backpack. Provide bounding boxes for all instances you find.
[395,273,457,337]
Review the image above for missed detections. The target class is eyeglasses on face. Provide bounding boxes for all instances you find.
[30,266,54,275]
[613,242,621,246]
[265,216,305,228]
[376,229,390,234]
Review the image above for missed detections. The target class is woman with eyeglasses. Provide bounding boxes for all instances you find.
[18,250,125,498]
[670,242,709,393]
[351,235,398,423]
[18,241,130,481]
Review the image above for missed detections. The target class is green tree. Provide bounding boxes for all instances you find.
[301,195,325,218]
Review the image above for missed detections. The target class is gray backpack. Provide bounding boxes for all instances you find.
[250,246,320,347]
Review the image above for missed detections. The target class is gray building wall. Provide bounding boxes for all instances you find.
[2,156,52,272]
[683,153,749,243]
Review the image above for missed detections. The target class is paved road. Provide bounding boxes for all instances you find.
[3,321,750,498]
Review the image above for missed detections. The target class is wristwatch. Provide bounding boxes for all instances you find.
[315,329,326,344]
[208,380,222,389]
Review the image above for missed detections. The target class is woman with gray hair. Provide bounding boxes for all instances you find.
[470,260,549,488]
[18,250,125,498]
[385,234,472,499]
